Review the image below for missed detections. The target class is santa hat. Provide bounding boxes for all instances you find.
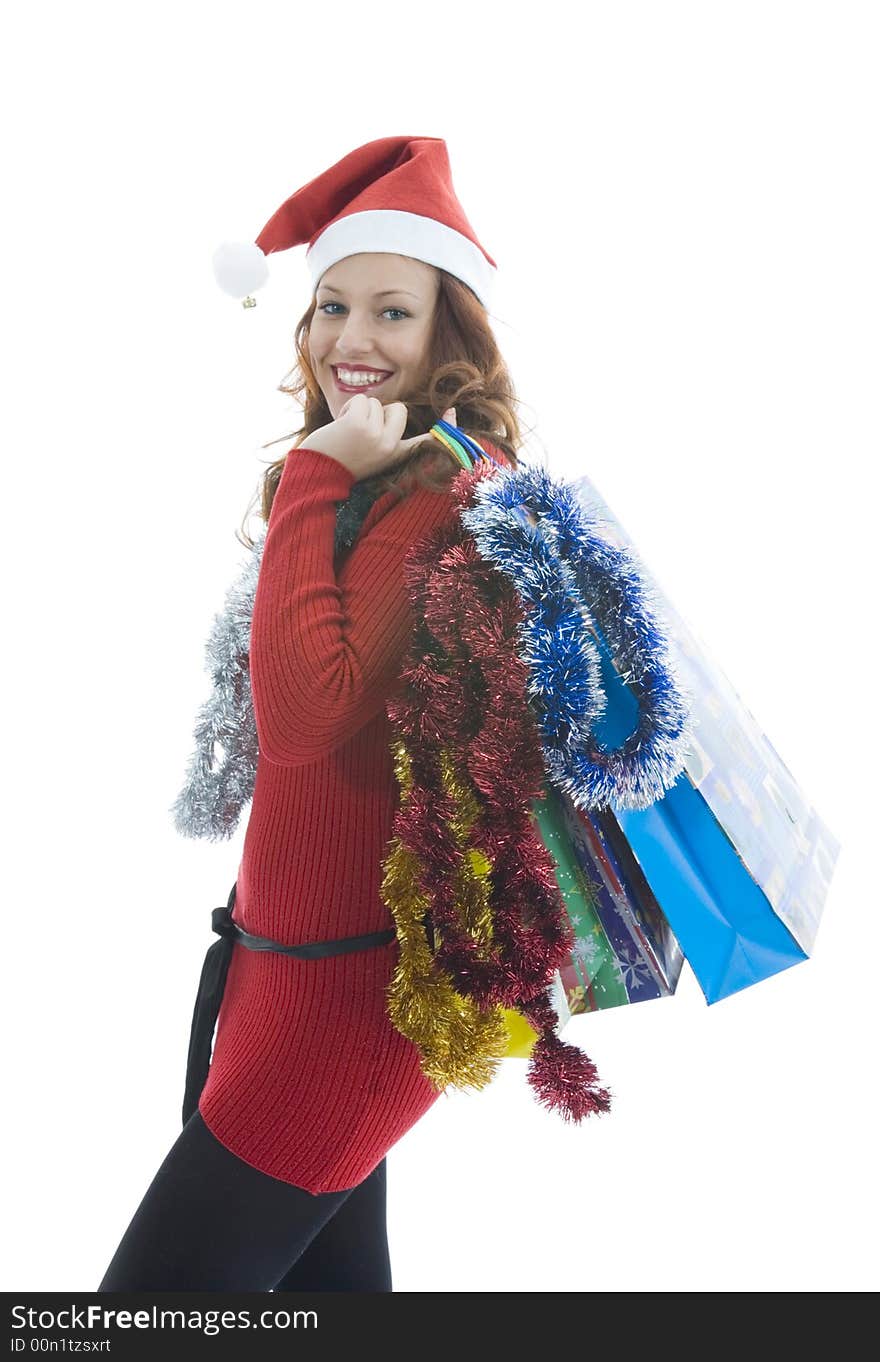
[212,135,497,311]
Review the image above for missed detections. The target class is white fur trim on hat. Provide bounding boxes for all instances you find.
[305,209,495,310]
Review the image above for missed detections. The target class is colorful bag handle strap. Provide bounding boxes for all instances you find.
[428,419,505,470]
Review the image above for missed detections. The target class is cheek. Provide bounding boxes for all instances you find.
[308,322,330,357]
[397,331,430,368]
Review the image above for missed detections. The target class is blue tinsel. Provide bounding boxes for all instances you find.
[459,462,695,811]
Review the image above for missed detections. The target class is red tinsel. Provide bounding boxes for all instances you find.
[386,463,612,1121]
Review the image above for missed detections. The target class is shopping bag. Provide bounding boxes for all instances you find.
[502,776,685,1057]
[564,474,842,1004]
[570,801,685,1000]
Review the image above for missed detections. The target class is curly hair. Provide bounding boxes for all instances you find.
[236,266,525,549]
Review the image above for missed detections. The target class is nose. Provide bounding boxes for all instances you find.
[334,311,380,359]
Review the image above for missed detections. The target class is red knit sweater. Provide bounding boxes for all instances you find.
[198,440,505,1192]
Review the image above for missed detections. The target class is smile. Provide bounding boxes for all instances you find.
[332,365,394,393]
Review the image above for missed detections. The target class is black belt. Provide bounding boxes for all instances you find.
[182,883,399,1127]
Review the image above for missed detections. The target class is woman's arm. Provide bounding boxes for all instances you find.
[249,445,459,767]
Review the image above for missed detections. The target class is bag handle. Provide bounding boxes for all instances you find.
[429,419,505,470]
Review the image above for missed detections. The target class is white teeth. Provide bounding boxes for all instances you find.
[336,368,387,385]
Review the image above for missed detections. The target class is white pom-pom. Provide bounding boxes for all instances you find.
[212,241,269,300]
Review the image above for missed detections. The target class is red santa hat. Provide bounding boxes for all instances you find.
[212,135,497,311]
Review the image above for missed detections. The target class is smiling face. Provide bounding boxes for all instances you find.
[308,252,440,419]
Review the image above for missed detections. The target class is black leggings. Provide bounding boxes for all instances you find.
[97,1109,392,1292]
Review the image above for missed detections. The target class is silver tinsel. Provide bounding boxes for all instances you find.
[169,478,385,841]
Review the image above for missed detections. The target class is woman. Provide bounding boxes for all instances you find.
[98,137,523,1292]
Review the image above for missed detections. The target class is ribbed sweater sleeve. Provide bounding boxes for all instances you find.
[249,445,458,767]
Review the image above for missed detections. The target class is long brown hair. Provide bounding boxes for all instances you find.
[236,266,524,548]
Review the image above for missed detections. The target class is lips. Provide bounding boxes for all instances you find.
[332,365,394,394]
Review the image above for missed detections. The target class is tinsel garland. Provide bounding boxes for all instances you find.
[459,461,695,811]
[169,477,385,840]
[381,461,614,1121]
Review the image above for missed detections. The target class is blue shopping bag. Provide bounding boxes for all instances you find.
[591,628,812,1003]
[566,472,841,1005]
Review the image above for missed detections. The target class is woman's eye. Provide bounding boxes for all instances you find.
[317,303,409,320]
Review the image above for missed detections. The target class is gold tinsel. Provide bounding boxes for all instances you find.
[381,738,510,1093]
[436,747,496,959]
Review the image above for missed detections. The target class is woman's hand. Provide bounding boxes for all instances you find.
[299,395,457,481]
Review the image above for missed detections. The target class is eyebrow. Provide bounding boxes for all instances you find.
[318,285,420,299]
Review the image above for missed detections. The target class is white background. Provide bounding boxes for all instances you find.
[3,0,877,1294]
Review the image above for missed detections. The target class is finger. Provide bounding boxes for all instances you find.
[398,431,443,457]
[338,392,369,421]
[398,409,455,454]
[381,400,409,444]
[399,405,456,453]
